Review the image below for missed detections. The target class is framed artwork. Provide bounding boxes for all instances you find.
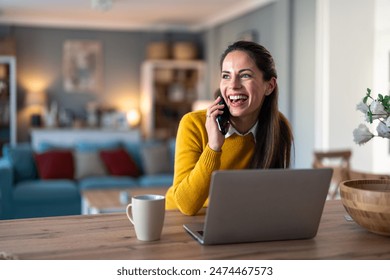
[63,40,102,93]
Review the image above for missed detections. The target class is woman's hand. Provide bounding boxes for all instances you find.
[206,96,228,151]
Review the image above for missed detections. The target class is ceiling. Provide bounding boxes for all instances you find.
[0,0,274,32]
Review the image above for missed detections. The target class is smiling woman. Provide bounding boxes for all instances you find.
[165,41,294,216]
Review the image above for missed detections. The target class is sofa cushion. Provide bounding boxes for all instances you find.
[78,176,139,190]
[100,148,139,177]
[13,180,79,202]
[34,150,74,179]
[71,141,120,179]
[141,142,173,175]
[74,151,107,179]
[2,143,38,183]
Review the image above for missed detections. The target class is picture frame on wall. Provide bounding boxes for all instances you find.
[63,40,102,93]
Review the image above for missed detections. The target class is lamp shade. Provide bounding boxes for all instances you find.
[127,109,141,127]
[25,91,46,107]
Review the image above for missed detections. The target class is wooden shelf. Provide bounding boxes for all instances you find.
[140,60,206,139]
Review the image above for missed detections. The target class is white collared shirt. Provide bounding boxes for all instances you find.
[225,121,258,141]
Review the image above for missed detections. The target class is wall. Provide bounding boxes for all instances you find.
[326,0,375,171]
[291,0,316,168]
[373,0,390,173]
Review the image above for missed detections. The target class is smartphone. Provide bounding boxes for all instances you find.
[216,95,230,135]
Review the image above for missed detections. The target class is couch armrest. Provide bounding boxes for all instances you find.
[0,158,14,219]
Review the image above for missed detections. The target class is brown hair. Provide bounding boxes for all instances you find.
[220,41,293,168]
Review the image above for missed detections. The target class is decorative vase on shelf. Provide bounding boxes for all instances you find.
[44,101,58,128]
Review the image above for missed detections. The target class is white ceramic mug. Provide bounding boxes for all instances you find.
[126,194,165,241]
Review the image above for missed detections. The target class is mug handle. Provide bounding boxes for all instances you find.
[126,204,135,225]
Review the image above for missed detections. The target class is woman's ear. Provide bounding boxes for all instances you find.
[265,77,277,96]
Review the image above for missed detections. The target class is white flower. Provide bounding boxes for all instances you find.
[353,124,374,145]
[354,89,390,145]
[370,100,387,120]
[376,122,390,138]
[356,101,369,114]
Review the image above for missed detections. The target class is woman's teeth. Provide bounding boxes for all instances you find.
[229,95,248,101]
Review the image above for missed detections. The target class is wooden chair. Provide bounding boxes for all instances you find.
[312,150,352,199]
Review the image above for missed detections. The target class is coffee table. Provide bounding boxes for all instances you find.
[81,187,168,214]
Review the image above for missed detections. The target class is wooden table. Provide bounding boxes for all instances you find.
[0,200,390,260]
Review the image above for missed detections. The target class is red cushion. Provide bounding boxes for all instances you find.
[34,150,74,179]
[100,148,139,177]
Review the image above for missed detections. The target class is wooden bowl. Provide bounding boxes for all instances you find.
[340,179,390,236]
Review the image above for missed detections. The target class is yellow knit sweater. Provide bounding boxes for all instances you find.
[165,109,255,215]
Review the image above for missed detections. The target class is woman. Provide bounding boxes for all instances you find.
[165,41,293,215]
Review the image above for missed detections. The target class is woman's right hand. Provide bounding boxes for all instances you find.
[206,96,228,152]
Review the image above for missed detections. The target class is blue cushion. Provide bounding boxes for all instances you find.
[138,174,173,187]
[3,143,37,183]
[13,180,79,202]
[78,176,139,190]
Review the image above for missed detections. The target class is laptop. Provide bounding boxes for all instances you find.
[183,168,333,245]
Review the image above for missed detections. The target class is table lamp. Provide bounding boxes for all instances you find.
[25,90,46,127]
[127,108,141,128]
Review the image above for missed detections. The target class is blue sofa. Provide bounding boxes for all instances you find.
[0,139,175,219]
